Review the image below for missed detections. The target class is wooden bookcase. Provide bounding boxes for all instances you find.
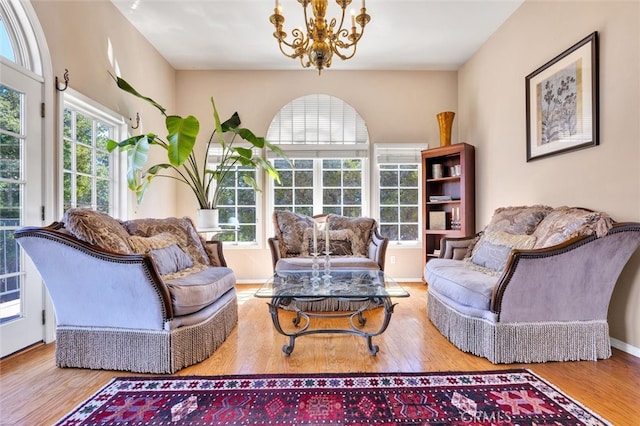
[421,142,475,264]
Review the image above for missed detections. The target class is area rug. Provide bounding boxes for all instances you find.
[55,369,609,425]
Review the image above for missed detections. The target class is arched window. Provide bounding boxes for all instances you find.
[267,94,370,217]
[0,1,43,73]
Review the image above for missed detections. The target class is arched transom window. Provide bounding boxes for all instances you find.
[267,94,370,218]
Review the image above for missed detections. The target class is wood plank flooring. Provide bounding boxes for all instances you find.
[1,283,639,425]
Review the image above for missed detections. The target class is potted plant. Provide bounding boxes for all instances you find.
[107,75,288,228]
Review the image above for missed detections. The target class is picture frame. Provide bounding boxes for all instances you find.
[525,32,599,161]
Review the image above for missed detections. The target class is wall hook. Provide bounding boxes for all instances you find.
[55,69,70,92]
[130,112,140,129]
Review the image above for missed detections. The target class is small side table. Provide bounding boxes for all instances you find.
[197,226,239,242]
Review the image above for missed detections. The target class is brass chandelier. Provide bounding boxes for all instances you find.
[270,0,370,74]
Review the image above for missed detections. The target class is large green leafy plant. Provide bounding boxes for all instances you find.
[107,76,287,209]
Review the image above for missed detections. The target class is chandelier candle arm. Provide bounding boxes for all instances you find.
[269,0,370,74]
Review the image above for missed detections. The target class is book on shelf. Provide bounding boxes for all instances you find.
[429,195,453,202]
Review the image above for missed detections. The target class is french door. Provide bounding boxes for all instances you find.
[0,61,45,357]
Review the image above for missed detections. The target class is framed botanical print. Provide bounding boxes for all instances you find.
[525,32,599,161]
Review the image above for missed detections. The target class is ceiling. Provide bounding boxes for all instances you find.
[111,0,525,71]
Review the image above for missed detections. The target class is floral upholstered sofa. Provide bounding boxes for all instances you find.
[268,210,388,273]
[424,205,640,363]
[16,208,237,373]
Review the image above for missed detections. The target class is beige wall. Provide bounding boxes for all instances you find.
[32,0,178,219]
[30,0,640,348]
[458,0,640,348]
[174,70,458,281]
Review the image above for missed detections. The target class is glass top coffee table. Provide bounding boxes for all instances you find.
[255,270,409,356]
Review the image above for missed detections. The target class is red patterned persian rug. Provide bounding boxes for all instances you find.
[55,369,609,425]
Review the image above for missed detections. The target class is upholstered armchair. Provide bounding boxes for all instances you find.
[268,211,388,273]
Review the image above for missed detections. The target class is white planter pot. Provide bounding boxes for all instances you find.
[197,208,219,229]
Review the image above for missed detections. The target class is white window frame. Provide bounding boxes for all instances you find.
[267,145,370,236]
[372,143,424,247]
[58,88,127,219]
[207,144,263,248]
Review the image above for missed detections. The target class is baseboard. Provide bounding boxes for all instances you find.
[611,337,640,358]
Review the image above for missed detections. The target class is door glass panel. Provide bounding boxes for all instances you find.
[0,134,20,179]
[0,85,23,323]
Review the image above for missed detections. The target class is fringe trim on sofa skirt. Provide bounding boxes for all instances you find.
[427,292,611,363]
[55,297,238,374]
[170,297,238,372]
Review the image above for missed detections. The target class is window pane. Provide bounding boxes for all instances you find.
[277,170,292,187]
[343,170,361,187]
[400,206,418,222]
[0,85,21,134]
[400,169,418,186]
[76,144,92,174]
[0,182,20,219]
[323,188,340,205]
[295,188,313,205]
[380,170,397,187]
[323,159,341,169]
[75,113,92,145]
[323,170,341,186]
[380,189,398,205]
[381,224,398,241]
[295,170,313,187]
[96,121,110,150]
[0,19,16,62]
[96,178,110,213]
[63,139,72,170]
[63,172,72,211]
[76,175,92,207]
[343,206,361,217]
[238,207,255,223]
[0,134,20,180]
[274,188,292,205]
[400,188,418,205]
[237,189,254,205]
[400,224,419,241]
[96,151,110,179]
[63,108,72,138]
[343,188,360,205]
[238,224,255,242]
[380,206,398,223]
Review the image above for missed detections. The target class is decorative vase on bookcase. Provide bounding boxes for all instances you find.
[436,111,455,147]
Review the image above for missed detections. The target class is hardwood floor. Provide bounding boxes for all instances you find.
[1,283,639,425]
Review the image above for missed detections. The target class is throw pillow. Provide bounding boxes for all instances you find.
[273,210,315,257]
[532,207,614,249]
[128,232,177,253]
[123,217,210,266]
[326,214,376,257]
[300,228,355,257]
[62,208,132,254]
[470,231,537,272]
[149,243,194,275]
[483,205,553,235]
[466,205,552,260]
